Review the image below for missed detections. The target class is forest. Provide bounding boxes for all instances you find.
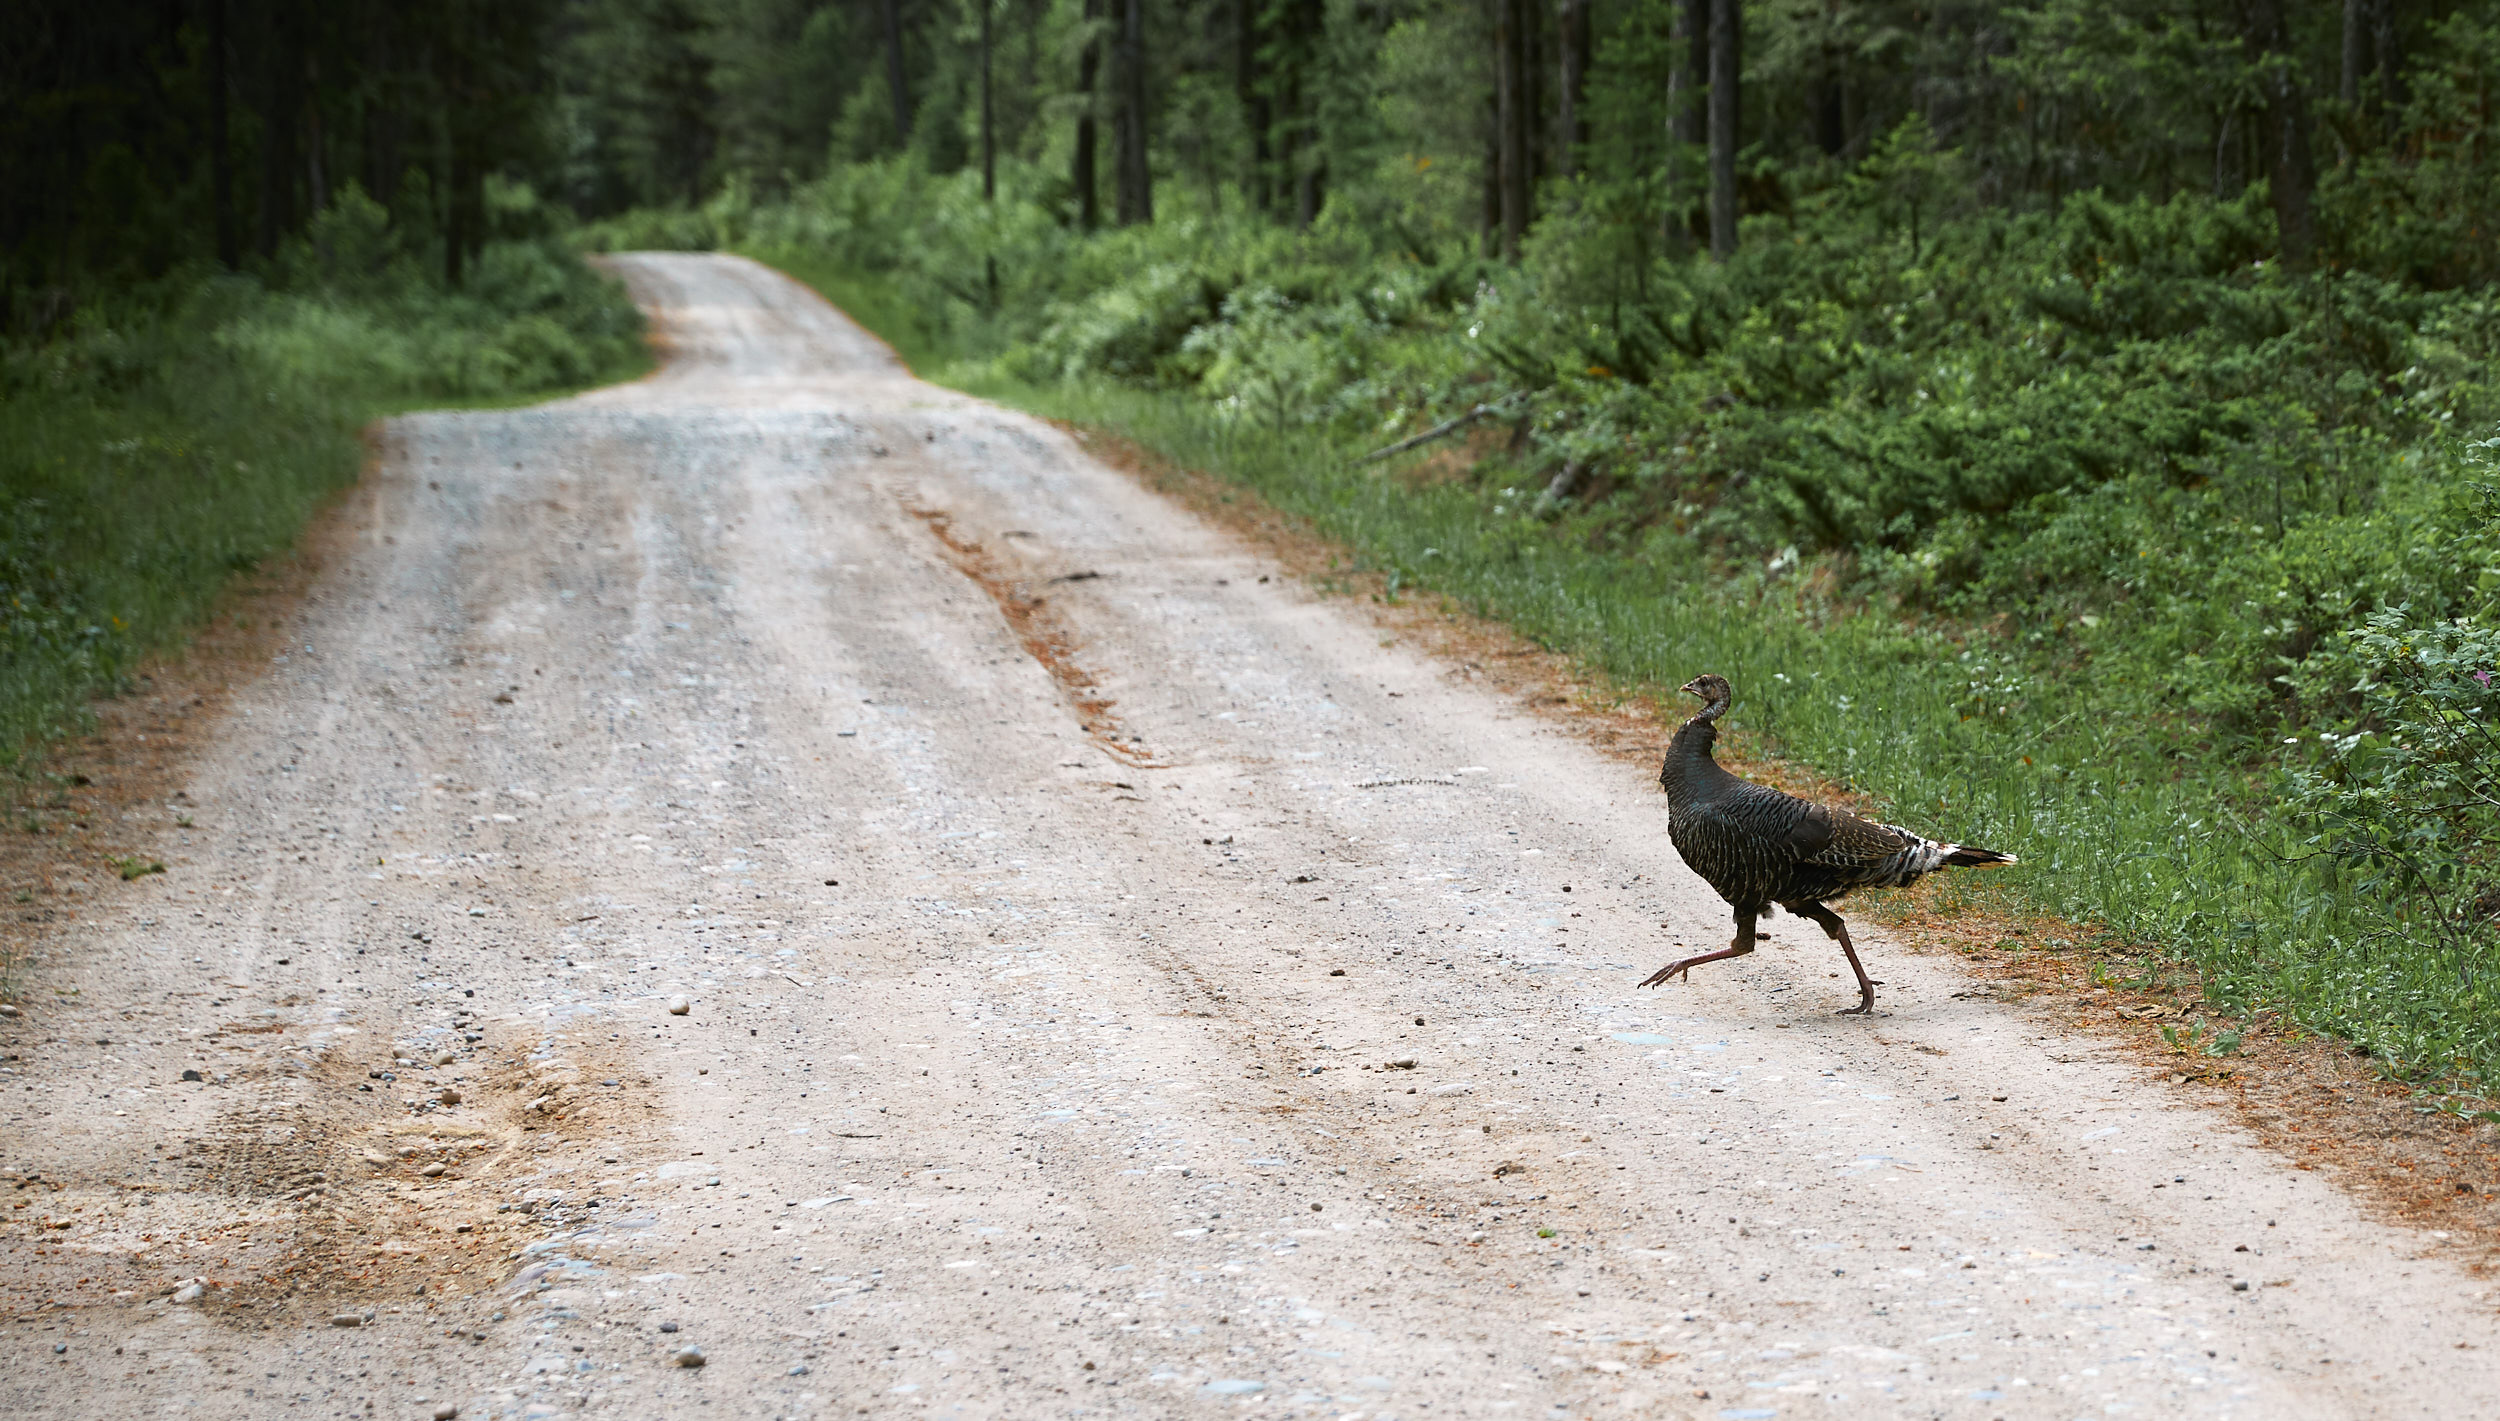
[5,0,2499,1102]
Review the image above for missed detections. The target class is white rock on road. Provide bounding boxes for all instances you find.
[1,251,2492,1420]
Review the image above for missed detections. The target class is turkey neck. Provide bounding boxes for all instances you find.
[1659,711,1740,811]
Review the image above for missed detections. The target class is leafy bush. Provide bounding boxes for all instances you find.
[2280,465,2500,1010]
[2285,610,2500,950]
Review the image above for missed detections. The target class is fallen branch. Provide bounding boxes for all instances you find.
[1355,389,1536,465]
[1531,458,1586,513]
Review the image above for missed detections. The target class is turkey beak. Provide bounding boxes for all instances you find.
[1679,679,1704,699]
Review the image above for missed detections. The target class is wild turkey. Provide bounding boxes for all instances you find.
[1646,673,2015,1014]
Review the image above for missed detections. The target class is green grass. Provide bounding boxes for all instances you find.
[1,236,649,771]
[752,245,2499,1110]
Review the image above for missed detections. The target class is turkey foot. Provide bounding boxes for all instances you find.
[1638,941,1753,989]
[1790,901,1877,1014]
[1640,913,1756,990]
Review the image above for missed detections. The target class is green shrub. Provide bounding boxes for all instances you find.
[2279,465,2500,1015]
[2285,609,2500,938]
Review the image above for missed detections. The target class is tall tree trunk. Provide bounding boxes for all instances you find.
[1238,0,1273,213]
[1707,0,1739,258]
[1556,0,1589,177]
[209,0,237,268]
[2341,0,2365,107]
[1815,45,1845,156]
[304,56,328,219]
[364,11,401,212]
[256,7,302,258]
[1663,0,1703,251]
[1494,0,1529,259]
[1075,0,1102,227]
[1114,0,1152,223]
[1672,0,1705,147]
[1523,0,1545,186]
[980,0,996,201]
[2371,0,2405,118]
[880,0,914,142]
[1482,96,1502,258]
[982,0,998,308]
[442,7,478,290]
[2242,0,2316,266]
[1282,0,1323,227]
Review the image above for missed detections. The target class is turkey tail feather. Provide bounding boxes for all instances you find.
[1941,845,2017,868]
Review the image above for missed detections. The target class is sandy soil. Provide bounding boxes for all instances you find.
[3,252,2495,1420]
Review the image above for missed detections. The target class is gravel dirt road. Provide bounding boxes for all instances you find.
[5,252,2496,1420]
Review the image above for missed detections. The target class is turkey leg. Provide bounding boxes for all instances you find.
[1790,900,1879,1014]
[1639,910,1756,989]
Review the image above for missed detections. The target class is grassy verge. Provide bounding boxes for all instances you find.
[749,245,2497,1111]
[2,223,648,771]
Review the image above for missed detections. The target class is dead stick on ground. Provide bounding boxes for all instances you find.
[1354,389,1536,465]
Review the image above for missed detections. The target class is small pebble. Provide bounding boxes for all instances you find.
[331,1313,364,1327]
[180,1069,202,1082]
[667,996,691,1016]
[788,1364,809,1376]
[659,1321,679,1333]
[53,1343,67,1354]
[170,1282,204,1304]
[433,1051,456,1066]
[437,1088,462,1106]
[672,1346,706,1368]
[420,1163,447,1177]
[433,1406,461,1421]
